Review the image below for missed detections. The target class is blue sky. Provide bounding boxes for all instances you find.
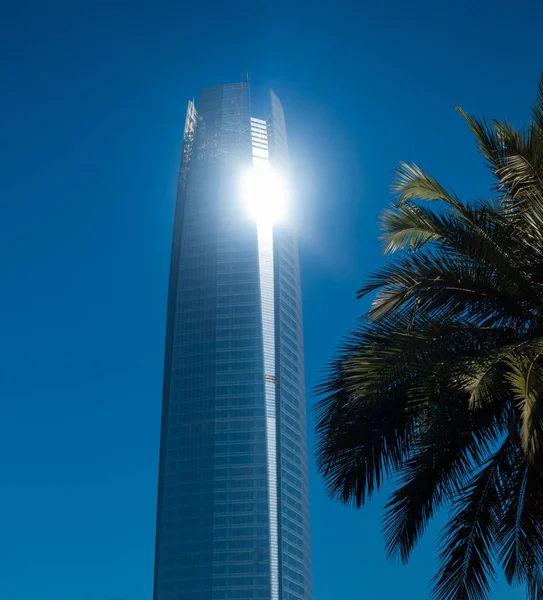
[2,1,543,598]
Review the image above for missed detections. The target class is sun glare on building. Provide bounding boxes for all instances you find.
[241,162,287,225]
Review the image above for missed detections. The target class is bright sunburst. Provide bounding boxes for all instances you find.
[241,163,287,225]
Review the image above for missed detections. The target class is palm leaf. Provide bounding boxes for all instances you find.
[380,200,444,254]
[383,394,504,564]
[315,356,415,507]
[432,438,516,600]
[316,70,543,598]
[532,74,543,131]
[358,251,531,326]
[392,161,464,212]
[505,350,543,461]
[497,453,543,591]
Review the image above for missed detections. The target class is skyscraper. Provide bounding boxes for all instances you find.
[153,80,311,600]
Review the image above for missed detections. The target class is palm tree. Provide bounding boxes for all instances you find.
[315,75,543,600]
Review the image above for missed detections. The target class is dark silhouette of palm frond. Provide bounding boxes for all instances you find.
[316,73,543,600]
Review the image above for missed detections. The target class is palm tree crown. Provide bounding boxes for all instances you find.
[316,75,543,600]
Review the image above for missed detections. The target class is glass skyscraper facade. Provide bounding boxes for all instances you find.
[154,80,311,600]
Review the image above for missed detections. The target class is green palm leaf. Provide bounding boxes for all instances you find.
[316,71,543,599]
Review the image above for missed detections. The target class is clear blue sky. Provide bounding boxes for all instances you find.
[2,1,543,598]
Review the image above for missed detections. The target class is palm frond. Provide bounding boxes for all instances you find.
[315,356,415,507]
[453,336,543,409]
[532,74,543,131]
[358,251,532,326]
[497,453,543,590]
[392,162,464,212]
[505,350,543,461]
[380,200,444,254]
[316,70,543,598]
[379,198,539,304]
[432,438,516,600]
[527,569,543,600]
[383,394,504,564]
[457,107,505,174]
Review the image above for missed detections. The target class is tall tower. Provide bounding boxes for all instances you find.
[154,81,311,600]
